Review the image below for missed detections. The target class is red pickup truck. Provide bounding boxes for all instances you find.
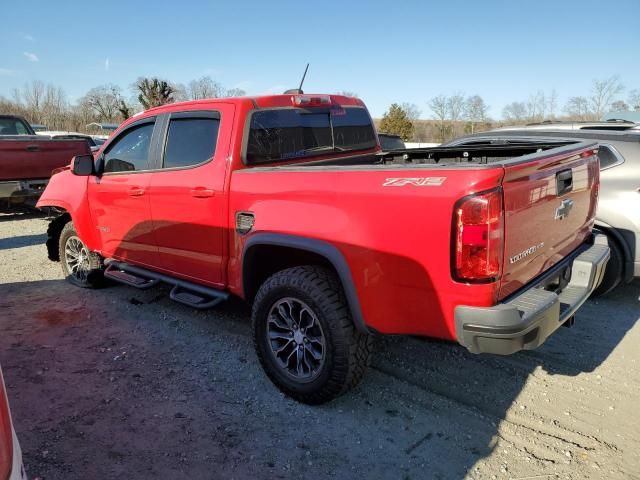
[37,94,610,403]
[0,115,91,207]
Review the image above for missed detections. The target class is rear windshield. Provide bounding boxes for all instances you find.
[245,107,376,165]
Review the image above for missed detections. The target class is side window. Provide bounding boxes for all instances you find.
[103,122,154,173]
[597,145,624,170]
[163,117,220,169]
[16,122,29,135]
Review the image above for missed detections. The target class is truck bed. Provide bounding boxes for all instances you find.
[232,140,600,334]
[277,140,580,169]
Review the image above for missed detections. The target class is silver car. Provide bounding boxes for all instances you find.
[443,122,640,296]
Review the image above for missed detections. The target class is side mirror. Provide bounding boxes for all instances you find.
[71,155,95,176]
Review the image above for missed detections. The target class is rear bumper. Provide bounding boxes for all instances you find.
[455,241,610,355]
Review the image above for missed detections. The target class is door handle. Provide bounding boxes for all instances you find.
[25,144,40,152]
[190,187,214,198]
[556,169,573,195]
[128,187,145,197]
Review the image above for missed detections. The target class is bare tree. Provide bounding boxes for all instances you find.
[464,95,488,133]
[171,83,189,102]
[41,84,68,128]
[187,76,225,100]
[564,96,592,121]
[10,80,69,128]
[79,84,123,122]
[628,89,640,111]
[428,95,447,122]
[547,89,558,119]
[526,91,548,122]
[589,75,624,118]
[17,80,46,113]
[399,102,421,121]
[225,88,246,97]
[428,95,450,142]
[610,100,629,112]
[447,93,466,123]
[502,102,528,123]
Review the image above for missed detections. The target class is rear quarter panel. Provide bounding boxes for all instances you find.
[228,166,504,340]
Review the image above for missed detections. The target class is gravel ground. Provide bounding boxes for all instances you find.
[0,211,638,480]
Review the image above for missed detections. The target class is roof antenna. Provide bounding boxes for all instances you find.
[283,63,309,94]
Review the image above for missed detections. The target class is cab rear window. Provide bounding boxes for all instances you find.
[245,107,376,165]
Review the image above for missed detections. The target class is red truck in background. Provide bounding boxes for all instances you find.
[37,94,609,403]
[0,115,91,208]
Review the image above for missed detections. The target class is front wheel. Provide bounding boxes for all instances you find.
[252,266,373,404]
[59,222,104,288]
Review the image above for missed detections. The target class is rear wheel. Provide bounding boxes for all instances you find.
[59,222,104,288]
[591,233,624,297]
[252,266,373,404]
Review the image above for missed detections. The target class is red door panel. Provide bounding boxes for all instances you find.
[88,173,158,266]
[148,106,234,286]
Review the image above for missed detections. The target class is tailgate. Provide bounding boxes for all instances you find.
[0,138,90,181]
[499,143,599,299]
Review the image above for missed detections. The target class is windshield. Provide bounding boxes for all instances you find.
[245,106,376,164]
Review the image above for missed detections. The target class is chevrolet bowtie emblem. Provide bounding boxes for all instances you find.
[555,199,574,220]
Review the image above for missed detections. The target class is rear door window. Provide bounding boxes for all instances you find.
[163,114,220,169]
[246,107,376,164]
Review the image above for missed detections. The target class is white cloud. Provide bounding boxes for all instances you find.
[0,68,15,75]
[21,33,35,42]
[105,57,110,71]
[23,52,39,62]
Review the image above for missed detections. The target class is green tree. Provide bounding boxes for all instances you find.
[136,77,175,110]
[378,103,415,141]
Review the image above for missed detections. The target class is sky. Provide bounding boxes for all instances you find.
[1,0,639,119]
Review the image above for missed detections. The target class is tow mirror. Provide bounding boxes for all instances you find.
[71,154,95,176]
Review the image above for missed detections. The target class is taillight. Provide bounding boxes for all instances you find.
[291,95,331,106]
[452,188,504,282]
[0,370,13,480]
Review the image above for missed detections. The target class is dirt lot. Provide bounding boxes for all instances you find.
[0,211,638,480]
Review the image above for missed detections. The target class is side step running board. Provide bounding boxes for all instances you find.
[104,261,229,309]
[104,264,160,289]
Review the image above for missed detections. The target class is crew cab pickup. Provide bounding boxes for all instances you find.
[36,94,609,404]
[0,115,91,207]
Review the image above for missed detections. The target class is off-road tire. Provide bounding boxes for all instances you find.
[252,266,373,404]
[59,222,104,288]
[591,234,624,297]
